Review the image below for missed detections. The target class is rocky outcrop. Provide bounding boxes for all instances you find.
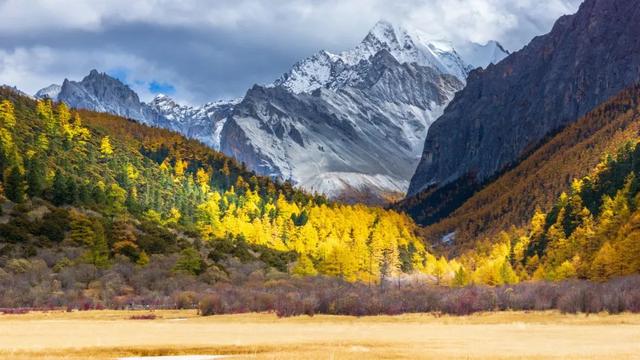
[148,95,237,149]
[56,70,159,124]
[409,0,640,196]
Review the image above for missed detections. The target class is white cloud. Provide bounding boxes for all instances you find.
[0,0,582,48]
[0,0,583,103]
[0,46,200,104]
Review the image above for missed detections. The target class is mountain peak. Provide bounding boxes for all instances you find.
[363,20,403,46]
[152,93,171,101]
[456,40,510,70]
[55,69,150,124]
[34,84,62,100]
[275,20,474,94]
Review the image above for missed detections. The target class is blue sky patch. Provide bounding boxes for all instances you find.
[107,68,129,84]
[148,81,176,95]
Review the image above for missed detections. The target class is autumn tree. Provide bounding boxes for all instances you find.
[100,136,114,158]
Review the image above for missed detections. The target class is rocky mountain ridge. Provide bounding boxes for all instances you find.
[409,0,640,196]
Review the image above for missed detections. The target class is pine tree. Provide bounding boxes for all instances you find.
[590,242,619,281]
[174,247,202,275]
[69,211,95,245]
[36,100,56,135]
[51,171,68,206]
[0,100,16,128]
[106,183,127,214]
[4,165,25,203]
[57,103,71,128]
[88,220,109,268]
[66,177,79,205]
[111,219,140,261]
[452,266,470,287]
[25,156,46,198]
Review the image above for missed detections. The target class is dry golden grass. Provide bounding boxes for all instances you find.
[1,310,640,359]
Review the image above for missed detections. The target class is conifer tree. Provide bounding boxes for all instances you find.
[25,156,46,198]
[69,211,95,245]
[111,218,140,261]
[0,100,16,128]
[51,171,68,205]
[174,247,202,275]
[4,165,25,203]
[36,100,56,135]
[292,254,318,276]
[100,136,114,158]
[590,242,619,281]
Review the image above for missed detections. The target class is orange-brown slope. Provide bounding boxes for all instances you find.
[421,85,640,251]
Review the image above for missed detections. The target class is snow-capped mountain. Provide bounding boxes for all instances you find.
[52,70,159,125]
[274,21,508,95]
[34,20,508,203]
[223,20,497,202]
[222,49,463,202]
[148,95,238,149]
[39,70,238,149]
[34,84,61,100]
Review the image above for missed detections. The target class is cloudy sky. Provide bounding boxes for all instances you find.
[0,0,582,105]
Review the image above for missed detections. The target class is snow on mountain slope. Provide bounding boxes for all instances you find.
[274,20,504,95]
[34,84,61,100]
[456,40,510,70]
[218,20,498,202]
[54,70,158,125]
[37,71,237,149]
[148,94,238,149]
[222,48,463,203]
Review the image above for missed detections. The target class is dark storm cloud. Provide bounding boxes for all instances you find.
[0,0,583,105]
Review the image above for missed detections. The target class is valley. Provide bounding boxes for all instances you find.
[1,0,640,358]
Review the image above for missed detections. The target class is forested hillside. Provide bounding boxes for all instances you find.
[4,81,640,311]
[401,85,640,249]
[475,138,640,282]
[395,85,640,285]
[0,87,464,309]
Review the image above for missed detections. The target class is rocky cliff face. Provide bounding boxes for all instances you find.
[56,70,159,125]
[222,46,465,202]
[34,84,61,100]
[221,21,505,202]
[148,95,237,149]
[43,70,236,149]
[408,0,640,196]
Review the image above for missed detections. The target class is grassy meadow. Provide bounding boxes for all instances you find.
[1,310,640,359]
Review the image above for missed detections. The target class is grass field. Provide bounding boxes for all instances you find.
[1,310,640,359]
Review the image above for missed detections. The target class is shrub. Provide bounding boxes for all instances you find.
[199,294,225,316]
[130,313,157,320]
[174,291,198,309]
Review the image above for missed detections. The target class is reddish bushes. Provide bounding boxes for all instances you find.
[2,253,640,317]
[129,313,157,320]
[190,276,640,317]
[0,308,30,314]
